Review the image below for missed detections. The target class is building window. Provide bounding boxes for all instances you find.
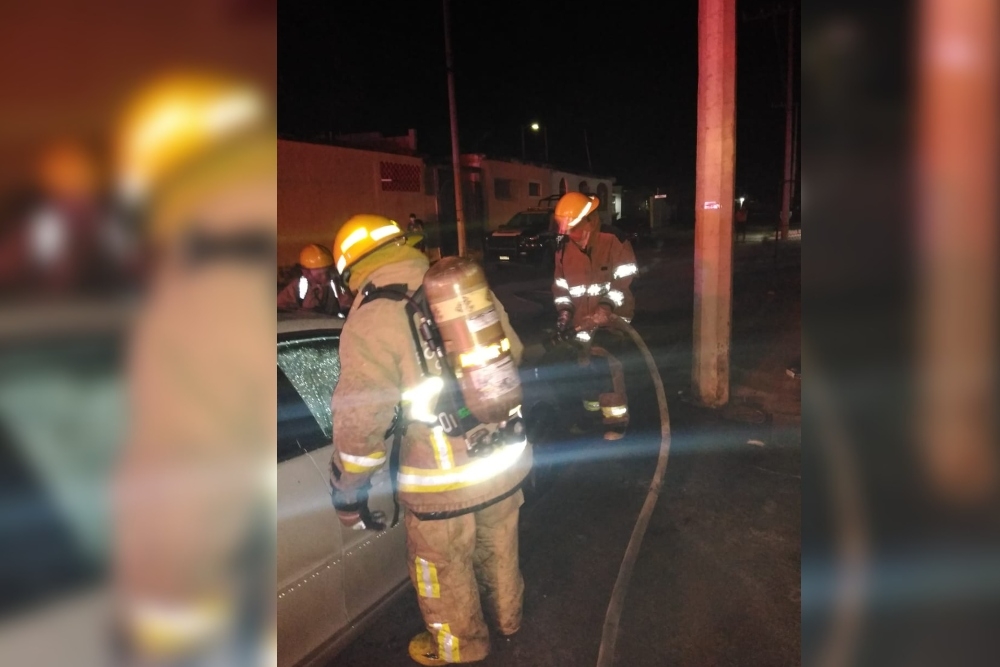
[596,183,608,211]
[380,161,421,192]
[494,178,514,200]
[528,182,541,197]
[559,178,567,195]
[578,180,590,194]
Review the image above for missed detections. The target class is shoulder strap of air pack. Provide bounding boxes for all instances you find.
[357,282,430,528]
[360,282,410,306]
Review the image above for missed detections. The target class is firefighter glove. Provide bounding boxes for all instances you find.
[588,304,613,328]
[556,308,574,338]
[332,486,386,531]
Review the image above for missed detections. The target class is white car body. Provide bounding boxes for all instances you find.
[277,314,409,667]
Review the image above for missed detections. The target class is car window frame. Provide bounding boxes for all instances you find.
[276,329,342,464]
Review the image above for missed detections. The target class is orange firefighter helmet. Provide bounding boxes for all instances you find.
[299,244,334,269]
[553,192,601,234]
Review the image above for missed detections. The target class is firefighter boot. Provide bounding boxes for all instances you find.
[409,631,448,666]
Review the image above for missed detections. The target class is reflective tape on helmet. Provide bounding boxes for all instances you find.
[416,557,441,599]
[368,224,401,242]
[583,400,601,412]
[339,227,369,255]
[297,276,307,300]
[607,289,625,307]
[397,439,528,493]
[339,451,387,473]
[576,331,591,342]
[567,199,595,228]
[554,296,572,306]
[555,278,569,290]
[613,263,637,279]
[430,622,460,663]
[402,376,444,424]
[602,405,628,418]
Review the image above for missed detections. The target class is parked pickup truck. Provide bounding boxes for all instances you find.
[483,195,560,267]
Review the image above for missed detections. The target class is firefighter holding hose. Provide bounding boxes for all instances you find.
[552,192,637,440]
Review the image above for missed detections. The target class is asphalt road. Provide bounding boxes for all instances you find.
[329,235,801,666]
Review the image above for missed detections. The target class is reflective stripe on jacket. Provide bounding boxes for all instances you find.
[330,257,531,515]
[553,230,636,327]
[277,275,341,315]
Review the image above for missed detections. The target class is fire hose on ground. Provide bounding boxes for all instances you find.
[594,317,672,667]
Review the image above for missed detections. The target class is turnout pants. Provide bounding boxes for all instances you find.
[583,328,629,428]
[405,490,525,663]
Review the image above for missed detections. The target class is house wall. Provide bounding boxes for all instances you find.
[277,139,435,266]
[477,159,552,231]
[459,155,617,231]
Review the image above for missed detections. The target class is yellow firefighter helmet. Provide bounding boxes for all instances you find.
[114,72,271,239]
[332,214,422,276]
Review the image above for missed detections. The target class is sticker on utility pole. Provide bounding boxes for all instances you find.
[703,201,721,209]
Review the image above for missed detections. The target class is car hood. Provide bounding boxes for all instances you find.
[491,228,524,237]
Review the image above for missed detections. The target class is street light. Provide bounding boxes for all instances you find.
[521,121,548,162]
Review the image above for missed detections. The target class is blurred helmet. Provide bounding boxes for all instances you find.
[332,214,421,276]
[554,192,600,234]
[299,244,334,269]
[36,140,99,200]
[115,73,268,207]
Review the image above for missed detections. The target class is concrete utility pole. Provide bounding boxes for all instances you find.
[778,4,795,240]
[692,0,736,407]
[918,0,998,501]
[443,0,466,256]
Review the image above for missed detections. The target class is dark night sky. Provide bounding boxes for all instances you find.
[279,0,798,207]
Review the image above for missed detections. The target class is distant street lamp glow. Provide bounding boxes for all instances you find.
[737,196,745,206]
[530,122,540,131]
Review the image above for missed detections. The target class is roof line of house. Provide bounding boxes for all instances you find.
[278,136,615,182]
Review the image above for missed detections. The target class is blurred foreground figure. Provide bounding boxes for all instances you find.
[0,139,137,296]
[551,192,636,440]
[111,73,276,666]
[276,244,348,315]
[328,215,530,665]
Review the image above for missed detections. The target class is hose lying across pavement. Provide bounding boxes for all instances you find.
[595,318,672,667]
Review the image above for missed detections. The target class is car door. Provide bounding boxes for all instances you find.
[276,331,408,666]
[277,334,347,667]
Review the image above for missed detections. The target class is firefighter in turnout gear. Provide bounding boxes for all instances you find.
[328,214,531,665]
[552,192,637,440]
[276,243,347,315]
[113,73,276,664]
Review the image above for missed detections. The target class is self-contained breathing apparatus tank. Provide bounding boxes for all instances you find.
[362,256,524,458]
[423,257,523,425]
